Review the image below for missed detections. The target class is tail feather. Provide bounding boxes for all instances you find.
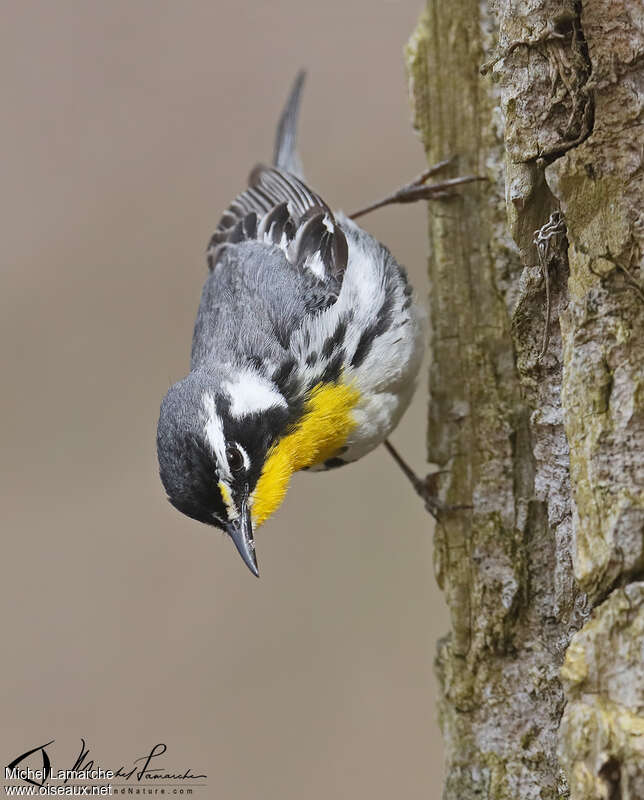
[273,71,306,177]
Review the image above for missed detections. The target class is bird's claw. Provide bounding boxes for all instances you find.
[383,440,473,521]
[418,471,473,521]
[349,158,486,220]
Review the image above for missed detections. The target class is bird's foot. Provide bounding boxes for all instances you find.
[383,439,472,521]
[349,158,486,220]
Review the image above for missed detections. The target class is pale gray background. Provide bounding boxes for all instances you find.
[1,2,449,798]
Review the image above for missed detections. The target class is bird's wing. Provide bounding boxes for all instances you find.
[207,166,348,284]
[191,239,342,371]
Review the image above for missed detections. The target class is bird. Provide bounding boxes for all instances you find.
[156,72,471,577]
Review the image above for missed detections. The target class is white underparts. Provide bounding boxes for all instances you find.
[292,217,427,466]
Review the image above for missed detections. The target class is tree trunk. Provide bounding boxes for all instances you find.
[405,2,644,798]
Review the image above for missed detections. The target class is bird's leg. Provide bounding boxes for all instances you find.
[349,158,485,220]
[383,439,472,520]
[355,157,480,517]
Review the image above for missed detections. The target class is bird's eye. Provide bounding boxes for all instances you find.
[226,444,245,472]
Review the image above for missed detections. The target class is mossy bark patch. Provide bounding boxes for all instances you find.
[408,1,643,797]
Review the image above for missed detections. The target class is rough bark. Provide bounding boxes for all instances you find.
[405,2,643,798]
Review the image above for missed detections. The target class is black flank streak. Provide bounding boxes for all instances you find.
[305,351,318,367]
[373,288,395,337]
[351,329,374,368]
[324,457,346,470]
[272,358,296,392]
[321,350,344,383]
[321,318,348,359]
[321,337,335,359]
[402,274,413,310]
[350,290,395,368]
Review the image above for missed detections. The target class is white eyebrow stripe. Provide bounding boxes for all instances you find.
[202,392,230,480]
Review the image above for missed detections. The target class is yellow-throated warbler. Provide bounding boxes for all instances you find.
[156,73,462,576]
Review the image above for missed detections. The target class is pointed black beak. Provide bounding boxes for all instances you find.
[227,498,259,577]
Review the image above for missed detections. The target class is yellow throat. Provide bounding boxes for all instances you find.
[251,380,359,526]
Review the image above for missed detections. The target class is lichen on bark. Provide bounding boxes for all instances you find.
[559,584,644,799]
[406,1,644,798]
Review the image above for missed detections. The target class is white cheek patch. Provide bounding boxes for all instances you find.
[202,393,230,480]
[224,370,287,418]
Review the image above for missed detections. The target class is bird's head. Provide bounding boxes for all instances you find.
[156,368,295,576]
